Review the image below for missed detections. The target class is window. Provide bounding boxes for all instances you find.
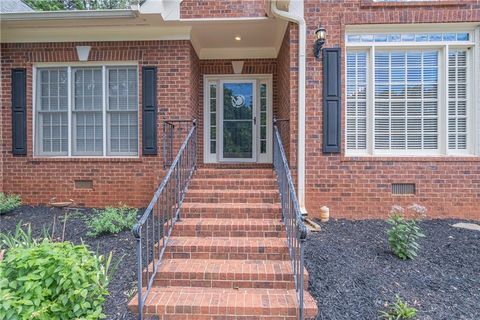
[346,29,477,156]
[35,65,138,157]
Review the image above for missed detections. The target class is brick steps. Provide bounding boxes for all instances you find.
[165,237,290,261]
[129,168,318,318]
[181,202,282,219]
[153,259,308,289]
[189,178,277,190]
[185,189,279,204]
[172,219,285,238]
[194,169,275,179]
[128,286,318,319]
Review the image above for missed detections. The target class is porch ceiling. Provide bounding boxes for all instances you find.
[1,11,287,60]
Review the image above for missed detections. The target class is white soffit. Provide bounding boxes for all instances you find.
[1,11,288,59]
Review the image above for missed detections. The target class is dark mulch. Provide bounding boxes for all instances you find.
[0,206,138,320]
[305,219,480,320]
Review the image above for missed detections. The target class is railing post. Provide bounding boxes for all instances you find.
[135,230,143,320]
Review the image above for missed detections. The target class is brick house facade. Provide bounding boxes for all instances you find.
[1,0,479,220]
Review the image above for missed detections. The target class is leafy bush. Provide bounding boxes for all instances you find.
[387,205,426,260]
[0,193,21,215]
[86,206,138,237]
[0,239,113,319]
[379,295,417,320]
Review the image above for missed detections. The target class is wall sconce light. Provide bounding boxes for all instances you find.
[314,27,326,58]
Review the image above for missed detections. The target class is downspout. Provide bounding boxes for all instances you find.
[270,0,307,214]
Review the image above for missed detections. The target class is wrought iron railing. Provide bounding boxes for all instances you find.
[163,119,195,168]
[133,119,197,320]
[273,119,308,319]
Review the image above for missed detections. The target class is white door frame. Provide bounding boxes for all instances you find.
[203,74,273,164]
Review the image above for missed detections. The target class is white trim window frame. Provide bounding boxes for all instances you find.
[34,62,139,158]
[345,27,479,157]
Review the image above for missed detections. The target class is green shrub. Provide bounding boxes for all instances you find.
[0,193,21,215]
[86,206,138,237]
[387,212,425,260]
[0,239,113,320]
[379,295,417,320]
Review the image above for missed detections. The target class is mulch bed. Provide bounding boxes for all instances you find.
[305,219,480,320]
[0,206,138,320]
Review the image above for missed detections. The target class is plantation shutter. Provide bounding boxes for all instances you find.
[11,68,27,155]
[142,67,157,155]
[323,48,341,153]
[374,50,439,151]
[448,49,468,151]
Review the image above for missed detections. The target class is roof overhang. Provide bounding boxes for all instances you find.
[0,6,287,60]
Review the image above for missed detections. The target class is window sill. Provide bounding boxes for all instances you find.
[360,0,471,8]
[342,154,480,162]
[28,156,144,163]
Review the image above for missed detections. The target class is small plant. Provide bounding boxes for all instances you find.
[86,206,138,237]
[0,222,38,250]
[0,193,21,215]
[379,295,417,319]
[387,205,426,260]
[0,239,114,319]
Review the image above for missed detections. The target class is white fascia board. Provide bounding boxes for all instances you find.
[199,47,277,60]
[0,9,138,21]
[1,25,191,43]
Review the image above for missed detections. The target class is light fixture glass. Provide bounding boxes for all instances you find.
[234,36,242,41]
[315,27,326,41]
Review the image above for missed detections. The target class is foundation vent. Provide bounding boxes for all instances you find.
[391,183,415,195]
[75,179,93,190]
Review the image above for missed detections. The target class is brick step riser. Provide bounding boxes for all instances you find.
[165,252,290,261]
[153,278,299,290]
[194,174,275,179]
[182,212,282,219]
[189,184,277,190]
[172,230,286,238]
[140,313,310,320]
[184,197,279,204]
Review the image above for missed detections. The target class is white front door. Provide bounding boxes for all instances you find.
[204,75,272,164]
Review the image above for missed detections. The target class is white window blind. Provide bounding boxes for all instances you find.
[73,68,103,155]
[209,82,217,154]
[448,49,468,150]
[346,51,367,150]
[107,67,138,155]
[36,65,138,157]
[38,68,68,155]
[374,50,439,151]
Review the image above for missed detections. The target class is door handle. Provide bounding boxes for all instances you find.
[253,117,256,125]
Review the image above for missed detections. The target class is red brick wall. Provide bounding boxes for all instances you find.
[0,40,196,207]
[180,0,267,18]
[197,59,277,165]
[302,0,480,219]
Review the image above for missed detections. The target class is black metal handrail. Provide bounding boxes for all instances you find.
[163,119,195,168]
[133,119,197,320]
[273,119,308,319]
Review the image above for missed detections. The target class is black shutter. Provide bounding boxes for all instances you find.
[142,66,157,155]
[11,68,27,155]
[322,48,341,153]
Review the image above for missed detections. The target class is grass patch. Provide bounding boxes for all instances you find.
[0,193,21,215]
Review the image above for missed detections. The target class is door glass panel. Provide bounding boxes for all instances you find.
[260,83,267,153]
[223,82,253,159]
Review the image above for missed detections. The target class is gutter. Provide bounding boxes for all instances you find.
[0,9,139,21]
[270,0,307,214]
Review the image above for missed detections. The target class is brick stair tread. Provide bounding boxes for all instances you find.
[129,286,318,318]
[187,189,279,195]
[156,259,302,281]
[168,236,288,249]
[175,218,283,229]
